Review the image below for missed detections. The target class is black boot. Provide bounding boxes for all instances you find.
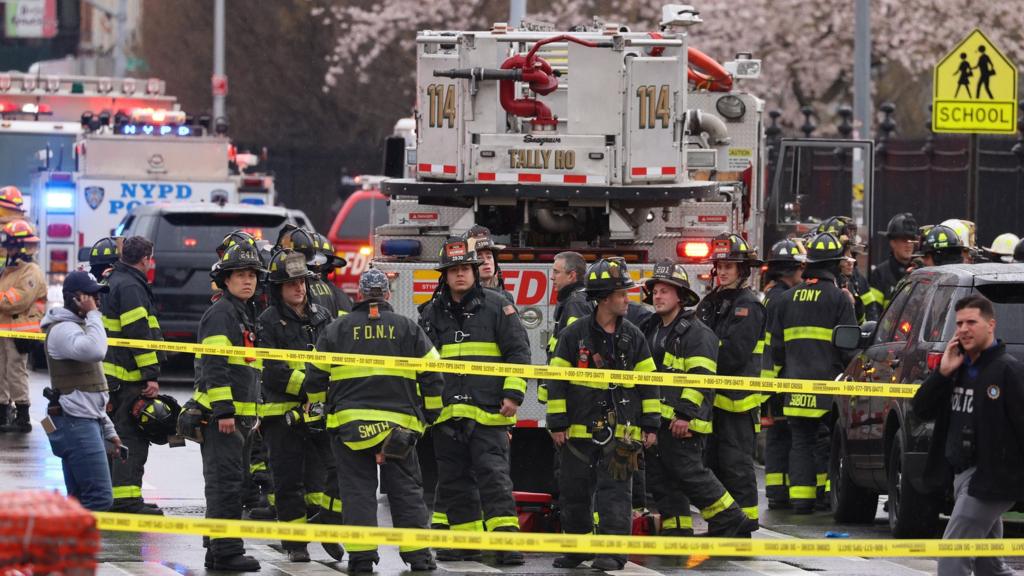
[5,404,30,433]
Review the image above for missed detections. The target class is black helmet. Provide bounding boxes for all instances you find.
[816,216,862,252]
[804,232,847,263]
[465,225,505,254]
[920,224,964,254]
[643,259,699,307]
[131,394,181,444]
[436,236,482,271]
[1015,238,1024,263]
[585,257,635,300]
[359,268,391,299]
[280,227,327,268]
[217,229,256,257]
[766,238,806,264]
[212,243,268,283]
[312,231,347,270]
[709,233,762,265]
[267,249,317,284]
[885,212,918,239]
[89,237,121,267]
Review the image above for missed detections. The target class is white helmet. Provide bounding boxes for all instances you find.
[939,219,975,249]
[983,232,1020,263]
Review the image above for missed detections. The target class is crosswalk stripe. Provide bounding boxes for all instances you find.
[267,561,348,576]
[730,560,813,575]
[109,562,187,576]
[97,564,134,576]
[436,560,503,573]
[606,560,666,575]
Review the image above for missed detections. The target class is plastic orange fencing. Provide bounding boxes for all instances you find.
[0,490,99,575]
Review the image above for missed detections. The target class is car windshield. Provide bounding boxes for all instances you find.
[975,283,1024,344]
[155,212,289,251]
[338,198,388,239]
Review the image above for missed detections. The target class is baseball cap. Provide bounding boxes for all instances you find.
[63,271,110,295]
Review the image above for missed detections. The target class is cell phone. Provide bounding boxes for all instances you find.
[957,342,966,355]
[118,445,129,461]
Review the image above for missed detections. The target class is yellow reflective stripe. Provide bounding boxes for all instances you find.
[760,369,777,378]
[112,485,142,499]
[148,316,160,329]
[662,515,693,530]
[783,406,828,418]
[566,316,579,327]
[680,388,704,406]
[547,335,558,353]
[567,424,640,440]
[202,335,232,346]
[550,357,572,368]
[331,366,415,381]
[258,401,300,417]
[742,506,759,520]
[344,431,391,451]
[399,546,428,553]
[431,511,449,526]
[267,494,276,506]
[193,390,211,408]
[424,395,443,410]
[326,409,425,433]
[305,492,324,507]
[783,326,833,342]
[228,356,262,369]
[663,351,680,368]
[547,398,567,414]
[102,315,122,332]
[683,356,717,373]
[789,485,817,500]
[634,357,656,373]
[286,360,305,370]
[484,516,520,531]
[753,340,765,354]
[119,306,148,327]
[451,520,485,532]
[234,402,257,416]
[503,377,527,394]
[285,369,305,396]
[436,403,515,426]
[103,362,142,382]
[867,287,885,306]
[346,544,377,552]
[440,342,501,358]
[307,391,326,404]
[206,386,233,403]
[537,385,548,403]
[642,398,661,413]
[250,462,267,473]
[714,394,763,413]
[765,332,772,346]
[700,492,735,520]
[321,496,342,513]
[765,473,786,487]
[689,418,713,434]
[134,351,158,368]
[817,472,829,487]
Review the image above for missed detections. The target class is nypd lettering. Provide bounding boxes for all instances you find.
[106,182,194,215]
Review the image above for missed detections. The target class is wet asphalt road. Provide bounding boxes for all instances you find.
[4,371,1022,575]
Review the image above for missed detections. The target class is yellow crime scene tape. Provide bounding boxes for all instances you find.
[0,330,917,398]
[92,512,1024,558]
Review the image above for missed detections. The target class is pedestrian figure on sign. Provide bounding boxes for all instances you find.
[954,52,972,98]
[974,45,995,99]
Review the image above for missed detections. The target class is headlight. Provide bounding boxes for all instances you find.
[716,95,746,121]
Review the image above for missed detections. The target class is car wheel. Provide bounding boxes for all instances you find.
[887,432,941,537]
[830,425,879,523]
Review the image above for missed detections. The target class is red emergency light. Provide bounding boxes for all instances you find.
[46,223,73,238]
[676,240,711,262]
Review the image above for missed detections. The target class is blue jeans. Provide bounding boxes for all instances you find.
[46,414,113,511]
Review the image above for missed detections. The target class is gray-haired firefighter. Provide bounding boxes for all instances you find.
[194,243,267,572]
[547,257,661,571]
[304,268,443,573]
[639,260,759,537]
[257,249,343,562]
[695,232,766,528]
[418,237,530,566]
[769,232,857,514]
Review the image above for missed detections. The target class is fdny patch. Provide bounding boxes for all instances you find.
[987,385,1000,400]
[503,305,516,316]
[734,307,749,317]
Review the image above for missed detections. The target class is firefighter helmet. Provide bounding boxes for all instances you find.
[435,237,482,271]
[312,231,347,270]
[884,212,918,239]
[267,249,316,284]
[939,219,975,249]
[643,259,699,307]
[708,233,762,265]
[359,268,391,299]
[217,229,256,256]
[585,257,635,299]
[1,220,39,246]
[1015,238,1024,263]
[804,232,847,263]
[465,224,505,253]
[0,186,26,213]
[982,233,1020,263]
[281,227,328,268]
[211,243,268,281]
[131,394,181,444]
[816,216,863,252]
[921,224,964,254]
[89,237,121,267]
[767,238,807,264]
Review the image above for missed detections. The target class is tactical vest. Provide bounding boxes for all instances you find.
[44,324,108,394]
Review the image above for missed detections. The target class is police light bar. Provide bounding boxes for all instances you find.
[120,124,193,137]
[130,107,187,125]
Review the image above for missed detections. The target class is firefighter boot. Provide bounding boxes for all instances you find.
[492,527,524,566]
[285,546,310,563]
[204,552,261,572]
[247,505,277,521]
[6,403,31,433]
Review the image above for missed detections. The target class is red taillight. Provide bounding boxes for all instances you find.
[359,245,372,257]
[47,223,73,238]
[50,250,68,273]
[927,352,943,371]
[147,258,156,284]
[51,250,67,261]
[677,240,711,261]
[184,237,198,248]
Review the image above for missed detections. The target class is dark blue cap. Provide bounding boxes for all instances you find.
[63,271,109,295]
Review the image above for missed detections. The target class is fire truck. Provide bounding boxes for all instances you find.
[369,5,787,492]
[0,72,275,284]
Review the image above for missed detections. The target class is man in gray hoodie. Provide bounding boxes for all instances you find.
[40,271,122,511]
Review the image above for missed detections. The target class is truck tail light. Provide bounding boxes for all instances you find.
[380,239,421,257]
[50,250,68,273]
[359,245,372,257]
[147,258,156,284]
[676,240,711,262]
[47,223,73,238]
[926,351,943,371]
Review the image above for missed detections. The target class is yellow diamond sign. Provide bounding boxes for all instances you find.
[932,29,1017,134]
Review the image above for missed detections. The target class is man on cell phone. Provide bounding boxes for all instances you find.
[39,271,123,511]
[913,294,1024,576]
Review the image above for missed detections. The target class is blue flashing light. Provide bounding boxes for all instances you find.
[240,198,265,205]
[45,190,74,213]
[381,239,422,257]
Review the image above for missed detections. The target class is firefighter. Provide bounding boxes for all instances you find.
[417,237,530,566]
[639,260,758,537]
[920,224,970,267]
[87,237,122,282]
[760,238,805,509]
[465,225,514,304]
[980,232,1019,263]
[194,243,267,572]
[817,216,873,322]
[769,232,857,514]
[311,231,353,313]
[695,232,765,526]
[257,249,343,562]
[0,220,47,432]
[102,236,166,514]
[547,257,661,571]
[278,228,348,317]
[869,213,917,311]
[0,186,27,226]
[304,268,443,573]
[540,251,592,403]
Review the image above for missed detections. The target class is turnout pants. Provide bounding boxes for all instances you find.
[262,417,342,550]
[201,416,254,559]
[559,440,632,566]
[109,382,151,510]
[764,417,791,503]
[787,416,822,509]
[332,434,431,565]
[0,338,29,405]
[433,421,518,532]
[939,467,1015,576]
[708,409,759,521]
[646,427,748,535]
[816,420,831,505]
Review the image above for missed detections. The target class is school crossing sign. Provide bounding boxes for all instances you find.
[933,29,1017,134]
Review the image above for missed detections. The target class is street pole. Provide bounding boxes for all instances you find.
[509,0,526,28]
[113,0,127,76]
[213,0,226,121]
[853,0,871,139]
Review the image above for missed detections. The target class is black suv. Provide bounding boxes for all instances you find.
[829,263,1024,537]
[114,203,305,344]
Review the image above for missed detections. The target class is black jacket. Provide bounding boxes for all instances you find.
[193,292,261,419]
[100,262,164,385]
[547,313,661,439]
[541,281,593,403]
[308,277,351,319]
[306,300,444,450]
[696,286,766,412]
[912,342,1024,501]
[639,309,718,434]
[257,298,333,418]
[418,284,531,426]
[869,255,908,312]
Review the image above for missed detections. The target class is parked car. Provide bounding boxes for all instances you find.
[114,202,307,344]
[829,263,1024,537]
[326,185,387,295]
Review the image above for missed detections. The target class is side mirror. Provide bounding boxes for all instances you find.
[833,324,864,350]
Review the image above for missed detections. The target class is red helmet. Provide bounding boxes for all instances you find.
[1,220,39,245]
[0,186,25,213]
